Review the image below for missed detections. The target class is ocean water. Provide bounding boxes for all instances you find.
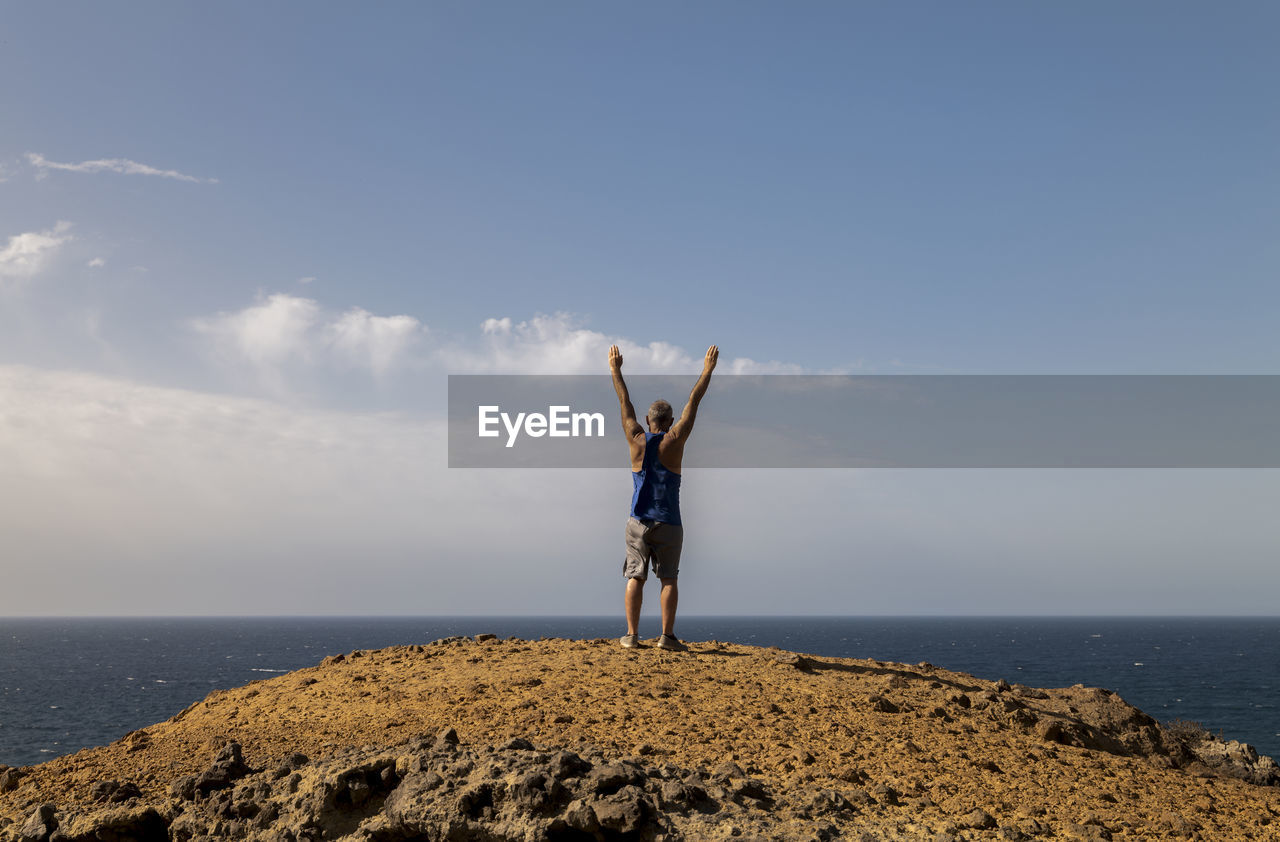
[1,616,1277,768]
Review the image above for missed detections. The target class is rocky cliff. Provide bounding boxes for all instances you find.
[1,636,1278,841]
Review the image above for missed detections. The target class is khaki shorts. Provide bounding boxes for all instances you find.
[623,517,683,580]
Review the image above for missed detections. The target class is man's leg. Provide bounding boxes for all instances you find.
[651,522,683,640]
[659,577,678,637]
[625,577,645,637]
[622,518,649,642]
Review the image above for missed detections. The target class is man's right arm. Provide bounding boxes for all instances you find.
[609,345,644,440]
[670,344,718,443]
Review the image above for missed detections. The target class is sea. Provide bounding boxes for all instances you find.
[2,616,1278,769]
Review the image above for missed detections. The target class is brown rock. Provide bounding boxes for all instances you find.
[1061,820,1113,841]
[592,785,648,834]
[562,797,599,833]
[870,783,899,806]
[53,805,168,842]
[0,767,25,794]
[18,803,56,842]
[868,695,900,714]
[775,651,814,670]
[959,807,997,829]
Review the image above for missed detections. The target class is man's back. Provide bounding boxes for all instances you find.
[631,431,682,525]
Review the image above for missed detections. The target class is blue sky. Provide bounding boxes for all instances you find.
[1,3,1276,616]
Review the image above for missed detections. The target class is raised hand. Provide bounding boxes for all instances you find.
[703,345,719,372]
[609,344,623,371]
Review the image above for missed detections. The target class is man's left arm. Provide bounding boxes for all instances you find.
[670,345,718,443]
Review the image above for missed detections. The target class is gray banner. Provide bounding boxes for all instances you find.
[447,375,1280,468]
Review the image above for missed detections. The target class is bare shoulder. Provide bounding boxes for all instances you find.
[667,418,693,443]
[627,431,647,471]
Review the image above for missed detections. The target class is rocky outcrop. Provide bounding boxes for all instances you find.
[15,731,861,842]
[1162,730,1280,787]
[1013,682,1280,784]
[17,719,1277,842]
[168,741,254,801]
[3,638,1280,841]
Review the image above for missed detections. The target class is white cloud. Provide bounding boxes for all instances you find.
[327,308,424,376]
[442,312,798,374]
[26,152,217,184]
[191,301,803,389]
[190,293,425,379]
[726,357,805,375]
[297,276,316,285]
[191,293,321,367]
[0,220,73,286]
[87,257,106,268]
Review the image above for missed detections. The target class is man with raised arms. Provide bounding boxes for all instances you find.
[608,343,718,651]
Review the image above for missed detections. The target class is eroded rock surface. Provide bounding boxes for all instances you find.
[10,732,857,841]
[2,638,1279,840]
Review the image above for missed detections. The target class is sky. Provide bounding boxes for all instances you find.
[1,2,1276,616]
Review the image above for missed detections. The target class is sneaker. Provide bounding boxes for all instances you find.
[656,634,687,652]
[619,634,640,649]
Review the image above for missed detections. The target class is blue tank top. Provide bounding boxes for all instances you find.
[630,432,682,525]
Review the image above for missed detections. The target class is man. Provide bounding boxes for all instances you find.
[608,343,718,651]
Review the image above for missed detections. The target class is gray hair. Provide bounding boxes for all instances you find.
[647,399,674,430]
